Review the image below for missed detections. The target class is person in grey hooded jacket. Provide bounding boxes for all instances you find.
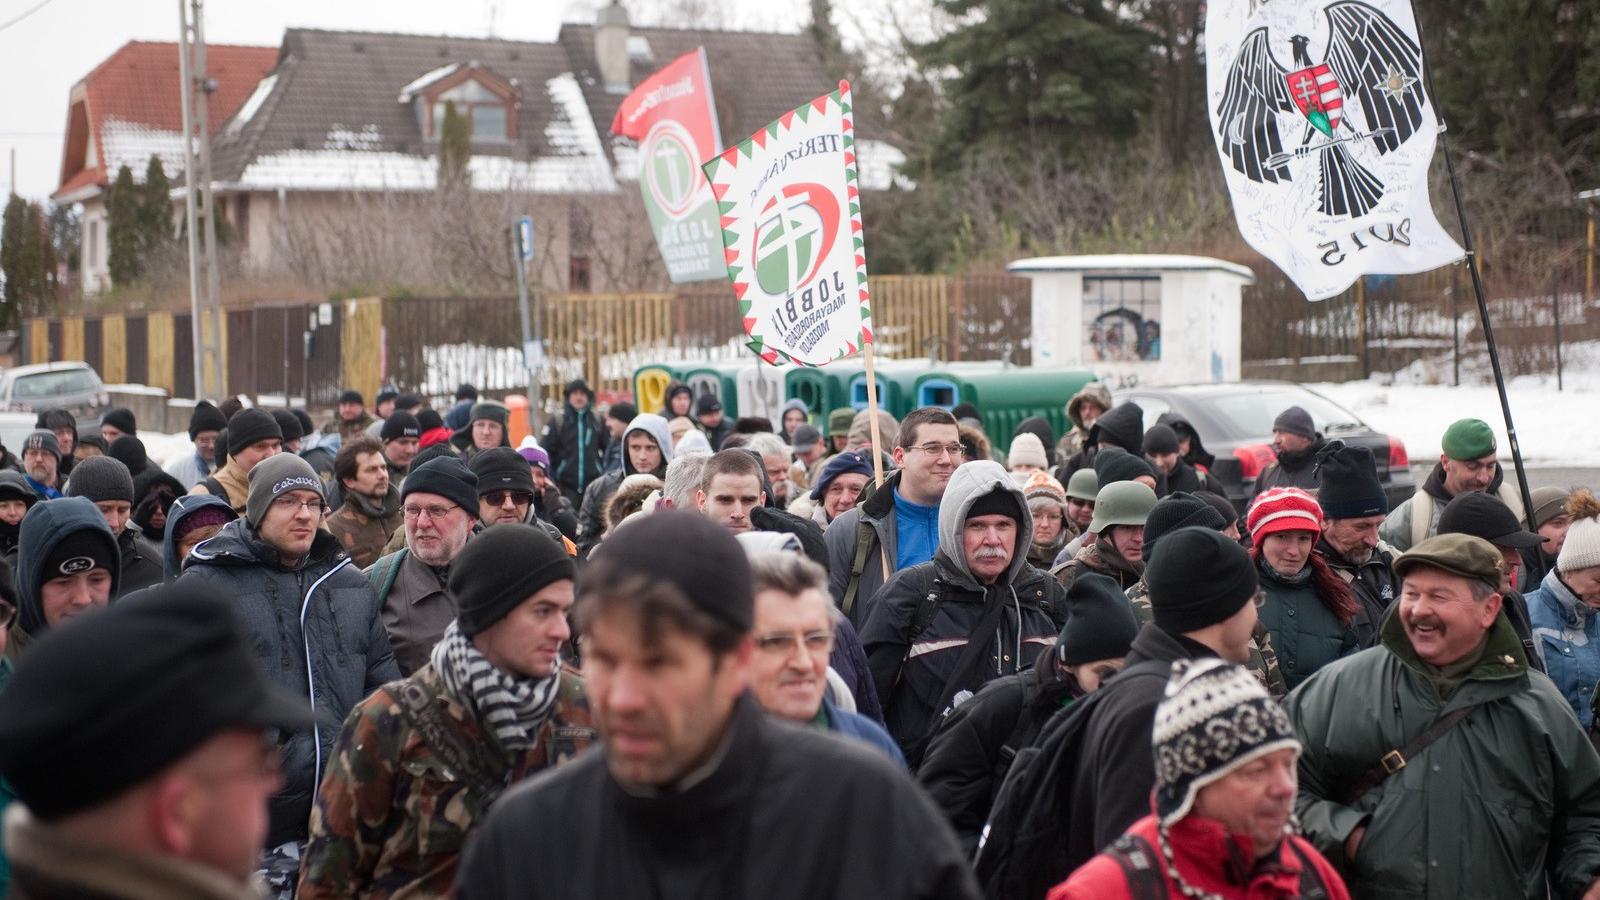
[178,453,399,882]
[575,413,673,553]
[861,460,1068,766]
[6,496,120,663]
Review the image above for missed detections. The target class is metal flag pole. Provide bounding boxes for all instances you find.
[1409,1,1537,530]
[861,338,891,579]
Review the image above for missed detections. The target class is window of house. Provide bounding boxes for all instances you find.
[1083,276,1161,362]
[424,76,512,142]
[87,218,98,268]
[570,256,592,292]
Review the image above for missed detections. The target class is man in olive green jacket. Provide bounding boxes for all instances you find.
[1286,533,1600,900]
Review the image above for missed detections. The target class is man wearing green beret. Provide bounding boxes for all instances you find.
[1380,418,1527,552]
[1287,533,1600,900]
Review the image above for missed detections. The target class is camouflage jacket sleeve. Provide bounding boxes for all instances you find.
[298,686,404,900]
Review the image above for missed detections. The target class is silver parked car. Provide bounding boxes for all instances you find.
[0,361,110,420]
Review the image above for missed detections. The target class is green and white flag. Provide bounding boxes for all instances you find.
[702,81,872,366]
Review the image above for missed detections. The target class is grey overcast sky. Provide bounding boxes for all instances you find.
[0,0,809,203]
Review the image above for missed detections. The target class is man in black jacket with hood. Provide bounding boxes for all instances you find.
[541,379,606,506]
[7,496,120,662]
[1056,400,1145,483]
[63,455,164,596]
[456,512,978,900]
[1064,525,1261,873]
[1251,405,1328,500]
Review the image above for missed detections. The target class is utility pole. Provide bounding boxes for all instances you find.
[178,0,225,401]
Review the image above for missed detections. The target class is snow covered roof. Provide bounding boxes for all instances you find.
[203,25,902,197]
[1009,255,1256,282]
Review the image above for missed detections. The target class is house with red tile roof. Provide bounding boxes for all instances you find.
[52,40,278,293]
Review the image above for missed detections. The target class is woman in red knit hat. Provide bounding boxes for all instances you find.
[1246,487,1363,690]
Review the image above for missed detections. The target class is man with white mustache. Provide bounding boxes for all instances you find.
[1287,533,1600,900]
[861,460,1068,767]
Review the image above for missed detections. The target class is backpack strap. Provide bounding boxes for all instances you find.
[1286,839,1333,899]
[372,549,409,606]
[1104,833,1168,900]
[1410,491,1432,550]
[200,475,225,499]
[392,677,510,809]
[840,518,878,619]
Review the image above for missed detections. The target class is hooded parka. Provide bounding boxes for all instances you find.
[1286,608,1600,900]
[160,493,238,582]
[180,518,400,847]
[8,498,121,663]
[1057,401,1145,483]
[859,462,1067,762]
[541,379,605,505]
[574,414,672,552]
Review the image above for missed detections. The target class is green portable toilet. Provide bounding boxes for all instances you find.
[634,363,690,414]
[787,359,863,420]
[847,359,920,419]
[954,368,1098,456]
[683,361,749,418]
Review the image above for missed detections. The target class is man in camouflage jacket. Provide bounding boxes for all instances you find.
[298,524,595,899]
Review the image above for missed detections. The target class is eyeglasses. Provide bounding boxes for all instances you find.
[270,496,328,517]
[403,503,459,521]
[754,630,833,656]
[909,442,965,459]
[0,598,14,629]
[484,490,533,507]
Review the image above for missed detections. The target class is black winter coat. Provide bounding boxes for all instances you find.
[1251,435,1328,499]
[115,526,164,597]
[541,400,606,500]
[861,551,1067,761]
[181,520,400,846]
[1064,624,1217,872]
[456,695,979,900]
[918,654,1078,852]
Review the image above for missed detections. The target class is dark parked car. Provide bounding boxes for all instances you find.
[1117,381,1414,514]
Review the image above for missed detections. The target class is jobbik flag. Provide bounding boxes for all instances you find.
[611,48,725,283]
[1206,0,1464,301]
[702,81,872,367]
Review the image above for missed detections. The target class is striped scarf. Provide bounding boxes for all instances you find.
[431,621,561,751]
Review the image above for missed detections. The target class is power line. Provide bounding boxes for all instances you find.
[0,0,56,33]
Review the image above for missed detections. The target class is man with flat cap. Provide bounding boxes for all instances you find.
[1288,533,1600,900]
[456,511,978,899]
[0,582,313,900]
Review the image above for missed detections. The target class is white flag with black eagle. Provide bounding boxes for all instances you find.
[1207,0,1464,301]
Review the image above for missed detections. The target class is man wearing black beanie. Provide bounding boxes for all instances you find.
[300,524,594,899]
[166,400,228,489]
[1314,442,1398,631]
[457,511,979,899]
[189,407,283,514]
[1062,525,1261,874]
[64,455,164,597]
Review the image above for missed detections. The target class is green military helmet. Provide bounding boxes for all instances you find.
[1065,468,1099,502]
[1088,480,1157,534]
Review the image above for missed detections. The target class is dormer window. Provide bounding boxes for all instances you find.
[399,61,518,143]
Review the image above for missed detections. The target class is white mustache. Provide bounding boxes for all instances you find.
[973,548,1009,560]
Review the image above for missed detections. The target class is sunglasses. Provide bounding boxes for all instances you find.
[484,490,532,507]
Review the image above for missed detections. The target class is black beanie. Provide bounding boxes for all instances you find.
[188,402,227,440]
[270,409,304,444]
[395,393,423,412]
[402,456,478,514]
[1145,527,1258,635]
[225,409,283,457]
[107,436,148,477]
[1273,406,1315,440]
[292,409,314,437]
[1142,424,1180,456]
[1316,443,1387,519]
[64,456,134,505]
[101,407,137,436]
[381,411,422,443]
[1093,446,1156,486]
[375,389,398,406]
[470,447,534,496]
[41,528,119,594]
[339,390,364,407]
[607,401,638,424]
[1056,572,1140,666]
[450,524,575,636]
[950,402,981,423]
[967,486,1022,523]
[416,408,445,432]
[1143,492,1227,551]
[409,442,460,474]
[587,511,753,633]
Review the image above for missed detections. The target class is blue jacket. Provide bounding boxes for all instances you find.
[823,697,905,766]
[160,493,239,581]
[14,497,119,640]
[181,518,399,846]
[1529,569,1600,726]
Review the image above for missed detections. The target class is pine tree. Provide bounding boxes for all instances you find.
[0,194,27,327]
[914,0,1153,171]
[48,203,80,272]
[106,164,142,285]
[139,155,174,256]
[438,101,471,192]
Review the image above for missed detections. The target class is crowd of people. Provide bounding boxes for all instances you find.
[2,378,1600,899]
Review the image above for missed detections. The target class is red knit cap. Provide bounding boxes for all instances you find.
[1246,487,1323,540]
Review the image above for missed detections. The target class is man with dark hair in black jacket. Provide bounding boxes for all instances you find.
[1056,401,1145,483]
[456,512,978,900]
[541,379,606,507]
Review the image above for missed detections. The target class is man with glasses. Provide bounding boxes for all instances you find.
[747,550,902,762]
[0,581,313,900]
[367,456,481,676]
[181,453,399,899]
[827,407,963,627]
[1382,417,1527,551]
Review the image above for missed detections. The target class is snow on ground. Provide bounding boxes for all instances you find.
[1310,341,1600,467]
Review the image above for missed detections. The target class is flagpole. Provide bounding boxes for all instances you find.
[1408,0,1537,531]
[861,340,892,579]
